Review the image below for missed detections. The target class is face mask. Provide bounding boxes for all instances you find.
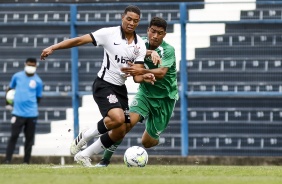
[25,66,36,74]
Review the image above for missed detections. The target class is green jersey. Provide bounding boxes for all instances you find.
[138,37,179,100]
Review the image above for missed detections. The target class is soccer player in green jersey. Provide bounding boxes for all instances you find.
[95,17,179,167]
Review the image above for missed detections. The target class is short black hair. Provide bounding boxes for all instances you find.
[26,58,37,64]
[149,17,167,31]
[124,5,141,16]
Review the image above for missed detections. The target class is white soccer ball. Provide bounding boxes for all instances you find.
[6,89,15,104]
[124,146,148,167]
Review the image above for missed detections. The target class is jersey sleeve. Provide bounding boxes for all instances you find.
[36,78,43,98]
[134,39,146,64]
[9,73,17,89]
[90,27,113,46]
[160,46,176,68]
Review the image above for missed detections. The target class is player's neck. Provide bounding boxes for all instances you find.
[25,72,35,77]
[149,45,158,50]
[124,33,134,44]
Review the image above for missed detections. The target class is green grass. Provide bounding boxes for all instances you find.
[1,164,282,184]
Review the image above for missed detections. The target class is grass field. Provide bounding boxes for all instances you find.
[1,164,282,184]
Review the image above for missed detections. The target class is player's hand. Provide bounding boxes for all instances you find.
[121,62,143,76]
[120,72,131,78]
[151,50,162,65]
[40,46,54,60]
[143,73,156,85]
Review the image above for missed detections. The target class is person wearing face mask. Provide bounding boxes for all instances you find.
[2,58,43,164]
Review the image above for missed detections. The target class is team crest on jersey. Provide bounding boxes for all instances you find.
[29,80,37,88]
[107,94,118,103]
[130,99,138,106]
[133,45,140,55]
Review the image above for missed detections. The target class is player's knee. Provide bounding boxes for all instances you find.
[142,140,158,148]
[112,115,125,127]
[142,141,153,148]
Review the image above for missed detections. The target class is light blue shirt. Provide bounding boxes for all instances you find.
[10,71,43,117]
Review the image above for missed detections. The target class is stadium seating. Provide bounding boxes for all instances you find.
[187,1,282,156]
[0,1,204,156]
[6,1,282,157]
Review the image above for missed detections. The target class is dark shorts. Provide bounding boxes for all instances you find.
[92,77,129,118]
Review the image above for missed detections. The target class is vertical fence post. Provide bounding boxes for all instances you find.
[70,5,79,138]
[180,3,188,156]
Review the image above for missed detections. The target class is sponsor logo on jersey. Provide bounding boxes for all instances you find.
[115,55,135,64]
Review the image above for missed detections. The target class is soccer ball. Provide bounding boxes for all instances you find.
[124,146,148,167]
[6,89,15,104]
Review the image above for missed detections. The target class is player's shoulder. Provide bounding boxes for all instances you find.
[106,26,120,31]
[14,71,24,77]
[136,34,145,43]
[136,35,146,49]
[161,40,175,51]
[141,36,148,43]
[96,26,120,34]
[34,74,43,82]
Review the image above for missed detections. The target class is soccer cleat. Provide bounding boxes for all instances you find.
[94,159,110,167]
[74,151,92,167]
[70,129,87,155]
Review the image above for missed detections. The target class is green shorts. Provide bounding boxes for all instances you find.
[129,93,177,140]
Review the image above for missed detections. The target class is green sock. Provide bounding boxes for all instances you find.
[103,139,123,161]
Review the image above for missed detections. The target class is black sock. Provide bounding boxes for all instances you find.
[100,133,115,148]
[97,119,108,134]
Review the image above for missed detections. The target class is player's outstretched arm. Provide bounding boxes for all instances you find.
[121,62,168,80]
[40,34,93,60]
